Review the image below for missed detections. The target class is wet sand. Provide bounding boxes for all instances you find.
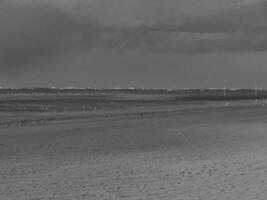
[2,105,267,199]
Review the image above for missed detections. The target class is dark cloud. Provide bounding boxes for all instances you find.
[0,0,99,69]
[2,0,267,72]
[101,0,267,53]
[176,0,267,33]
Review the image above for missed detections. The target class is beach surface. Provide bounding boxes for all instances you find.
[2,99,267,199]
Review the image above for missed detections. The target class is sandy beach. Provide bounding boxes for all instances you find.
[1,100,267,199]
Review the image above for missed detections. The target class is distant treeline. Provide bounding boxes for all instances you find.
[0,88,266,101]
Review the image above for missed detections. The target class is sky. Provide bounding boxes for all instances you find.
[1,0,267,88]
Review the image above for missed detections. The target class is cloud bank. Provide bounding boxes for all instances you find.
[2,0,267,72]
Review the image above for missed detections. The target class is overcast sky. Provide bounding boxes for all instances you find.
[1,0,267,88]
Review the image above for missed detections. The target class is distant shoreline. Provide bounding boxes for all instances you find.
[0,88,265,101]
